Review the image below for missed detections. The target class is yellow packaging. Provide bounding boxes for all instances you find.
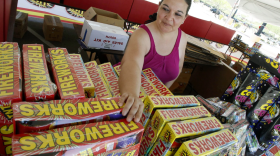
[85,61,112,98]
[113,65,147,101]
[148,117,224,156]
[140,106,212,156]
[143,68,173,96]
[140,96,200,129]
[99,62,120,97]
[69,54,95,98]
[174,129,238,156]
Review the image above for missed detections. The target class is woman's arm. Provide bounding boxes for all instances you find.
[118,28,150,123]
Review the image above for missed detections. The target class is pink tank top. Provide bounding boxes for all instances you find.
[140,24,181,84]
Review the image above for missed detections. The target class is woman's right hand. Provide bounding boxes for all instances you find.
[118,93,144,123]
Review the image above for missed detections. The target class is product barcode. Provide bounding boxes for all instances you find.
[104,43,112,49]
[106,142,114,152]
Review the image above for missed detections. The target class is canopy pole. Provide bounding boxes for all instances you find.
[255,22,267,36]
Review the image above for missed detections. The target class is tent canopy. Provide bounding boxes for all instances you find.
[226,0,280,26]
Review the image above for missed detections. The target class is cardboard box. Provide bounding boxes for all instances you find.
[0,103,13,156]
[143,68,173,96]
[140,96,200,129]
[13,97,124,134]
[12,119,144,156]
[43,15,63,42]
[69,54,95,98]
[0,42,22,104]
[148,117,224,156]
[83,7,124,28]
[84,61,112,98]
[61,143,141,156]
[99,62,120,97]
[48,48,85,99]
[22,44,55,101]
[114,65,147,101]
[140,106,212,156]
[80,20,129,51]
[175,129,237,156]
[14,11,28,38]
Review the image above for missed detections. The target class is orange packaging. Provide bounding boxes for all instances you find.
[22,44,55,101]
[48,48,85,99]
[113,65,147,101]
[143,68,173,96]
[99,62,120,97]
[0,42,22,104]
[69,54,95,98]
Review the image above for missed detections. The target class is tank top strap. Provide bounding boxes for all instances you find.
[139,24,156,51]
[175,28,182,48]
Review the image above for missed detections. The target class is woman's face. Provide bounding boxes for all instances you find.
[156,0,188,33]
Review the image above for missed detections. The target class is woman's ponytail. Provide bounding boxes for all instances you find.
[145,13,157,24]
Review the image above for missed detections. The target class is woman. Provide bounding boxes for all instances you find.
[118,0,192,122]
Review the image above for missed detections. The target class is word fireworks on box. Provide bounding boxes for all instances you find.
[148,117,224,156]
[85,61,112,98]
[12,119,144,156]
[69,54,95,98]
[22,44,55,101]
[0,42,22,104]
[13,97,124,134]
[48,48,85,99]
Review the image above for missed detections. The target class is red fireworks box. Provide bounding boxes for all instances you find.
[141,71,161,96]
[113,65,147,101]
[0,42,22,104]
[48,48,85,99]
[22,44,55,101]
[12,119,144,156]
[143,68,173,96]
[99,62,120,97]
[13,97,125,134]
[85,61,112,98]
[69,54,95,98]
[0,103,13,156]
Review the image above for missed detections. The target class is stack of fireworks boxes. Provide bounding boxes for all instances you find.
[113,65,238,155]
[1,42,238,156]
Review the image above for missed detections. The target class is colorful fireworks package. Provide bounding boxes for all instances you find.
[13,97,125,134]
[99,62,120,97]
[84,61,112,98]
[247,86,280,128]
[246,125,260,154]
[258,114,280,151]
[69,54,95,98]
[0,103,13,156]
[232,72,265,108]
[141,71,161,96]
[113,65,147,101]
[61,143,141,156]
[140,106,211,156]
[141,96,200,129]
[48,48,85,99]
[148,117,224,156]
[12,119,144,156]
[0,42,22,104]
[174,129,237,156]
[22,44,55,102]
[143,68,173,96]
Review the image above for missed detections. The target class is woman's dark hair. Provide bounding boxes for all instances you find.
[145,0,192,24]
